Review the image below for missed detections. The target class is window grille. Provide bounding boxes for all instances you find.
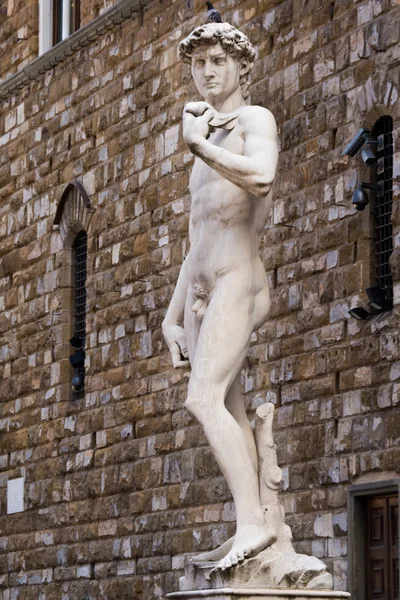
[73,230,87,345]
[372,116,394,310]
[72,230,87,399]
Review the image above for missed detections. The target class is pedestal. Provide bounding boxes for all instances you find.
[177,549,334,592]
[167,403,351,600]
[167,588,351,599]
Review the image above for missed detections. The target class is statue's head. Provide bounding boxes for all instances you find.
[179,22,255,102]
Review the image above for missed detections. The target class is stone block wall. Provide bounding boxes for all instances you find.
[0,0,39,81]
[0,0,400,598]
[0,0,122,82]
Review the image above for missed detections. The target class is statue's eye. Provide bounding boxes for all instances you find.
[195,60,205,67]
[215,58,225,65]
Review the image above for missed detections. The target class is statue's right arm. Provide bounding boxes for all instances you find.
[162,258,190,368]
[183,105,278,198]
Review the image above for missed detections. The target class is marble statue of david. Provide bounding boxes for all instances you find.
[162,22,279,570]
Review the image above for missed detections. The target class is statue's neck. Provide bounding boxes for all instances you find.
[206,87,246,114]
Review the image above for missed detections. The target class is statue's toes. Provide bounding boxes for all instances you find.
[224,556,233,570]
[236,549,245,562]
[230,554,238,566]
[225,558,233,570]
[218,548,248,570]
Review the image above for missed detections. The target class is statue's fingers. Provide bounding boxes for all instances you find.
[184,102,203,116]
[197,109,214,124]
[196,102,214,116]
[170,343,182,367]
[184,101,212,116]
[176,339,188,359]
[175,359,190,368]
[171,353,181,368]
[176,334,188,356]
[170,342,190,368]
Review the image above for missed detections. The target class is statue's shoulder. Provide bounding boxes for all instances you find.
[238,105,277,130]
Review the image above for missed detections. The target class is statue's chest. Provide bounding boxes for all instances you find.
[211,126,244,154]
[190,127,245,188]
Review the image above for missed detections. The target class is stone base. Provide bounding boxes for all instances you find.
[178,548,334,591]
[167,588,351,599]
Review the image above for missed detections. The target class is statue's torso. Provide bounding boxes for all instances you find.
[187,119,273,298]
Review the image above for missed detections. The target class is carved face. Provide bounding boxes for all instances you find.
[191,43,247,105]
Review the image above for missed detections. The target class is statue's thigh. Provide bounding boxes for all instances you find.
[189,289,253,392]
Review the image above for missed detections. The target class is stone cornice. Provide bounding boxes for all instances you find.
[0,0,148,102]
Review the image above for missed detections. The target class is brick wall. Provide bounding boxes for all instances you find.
[0,0,400,598]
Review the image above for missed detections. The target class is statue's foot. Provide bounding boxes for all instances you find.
[217,523,277,570]
[191,536,235,562]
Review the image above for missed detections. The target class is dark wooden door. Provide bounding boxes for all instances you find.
[366,495,399,600]
[389,497,399,600]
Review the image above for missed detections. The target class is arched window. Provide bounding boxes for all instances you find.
[341,73,399,319]
[371,116,394,310]
[54,181,93,401]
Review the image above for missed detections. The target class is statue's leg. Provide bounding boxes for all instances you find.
[193,375,257,563]
[225,374,257,475]
[185,278,276,569]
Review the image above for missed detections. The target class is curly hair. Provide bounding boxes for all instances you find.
[178,22,256,100]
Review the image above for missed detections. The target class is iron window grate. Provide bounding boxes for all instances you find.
[373,116,393,309]
[73,231,87,399]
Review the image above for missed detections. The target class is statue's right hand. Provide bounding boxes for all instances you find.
[184,101,214,118]
[162,322,190,369]
[183,104,214,149]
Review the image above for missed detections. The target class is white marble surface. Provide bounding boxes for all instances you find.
[163,21,279,571]
[167,588,351,598]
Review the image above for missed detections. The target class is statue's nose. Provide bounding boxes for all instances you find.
[204,61,214,78]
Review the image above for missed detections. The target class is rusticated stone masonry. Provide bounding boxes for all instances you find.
[0,0,123,82]
[0,0,400,599]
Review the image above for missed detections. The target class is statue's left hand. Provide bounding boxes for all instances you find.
[183,102,214,149]
[162,322,190,369]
